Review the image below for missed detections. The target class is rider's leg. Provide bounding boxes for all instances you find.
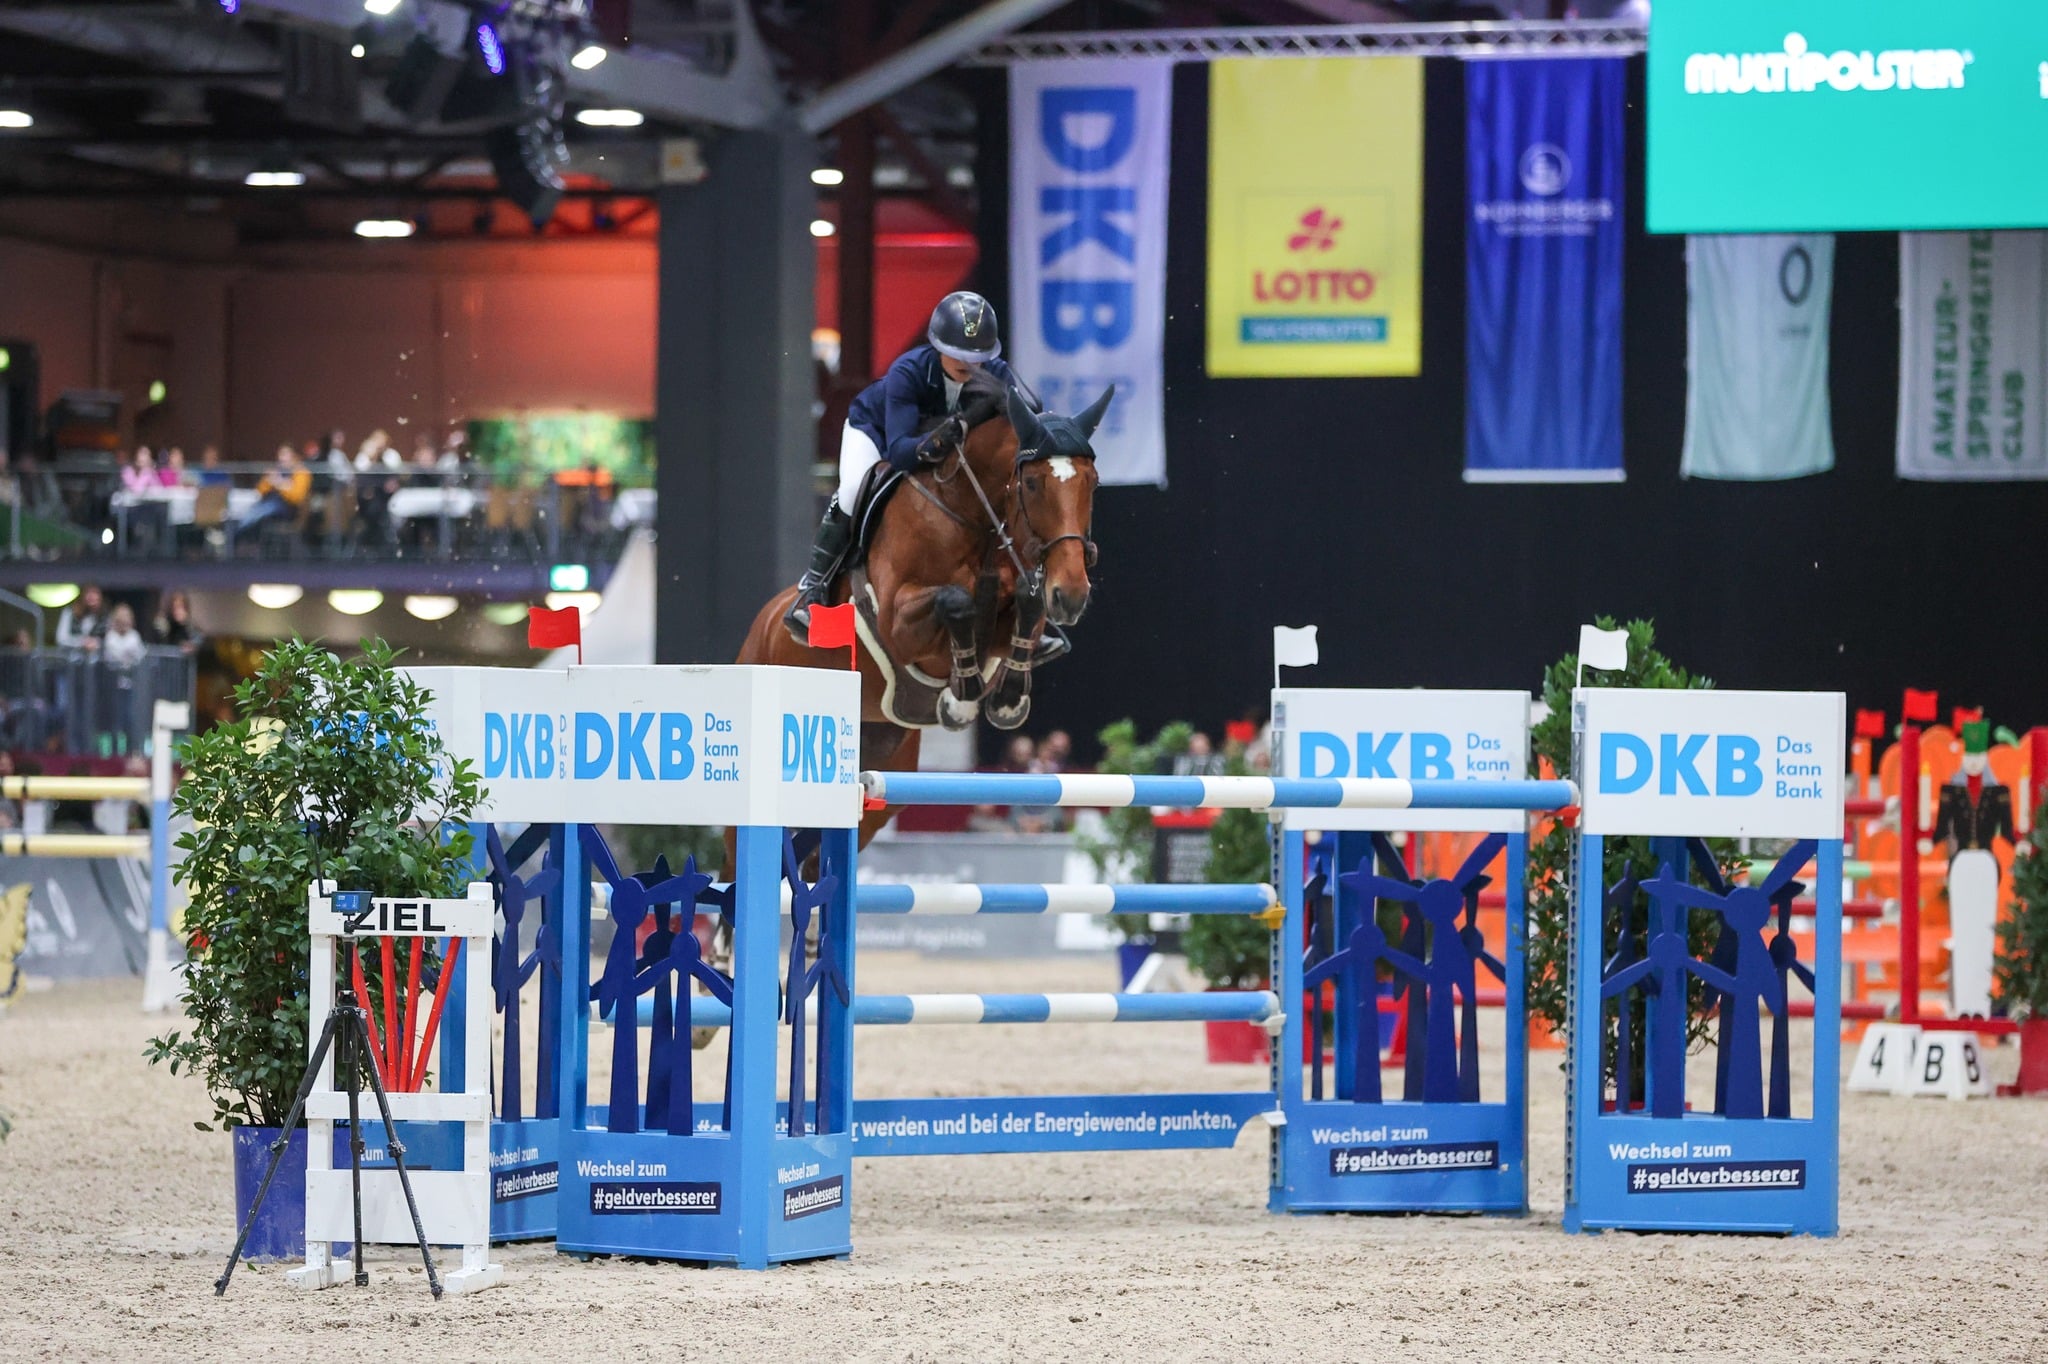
[783,423,875,645]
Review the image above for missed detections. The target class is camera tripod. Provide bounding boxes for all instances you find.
[215,965,442,1299]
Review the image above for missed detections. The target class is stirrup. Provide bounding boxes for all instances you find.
[782,586,823,646]
[1028,632,1070,668]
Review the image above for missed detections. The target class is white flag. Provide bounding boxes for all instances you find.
[1897,231,2048,481]
[1010,59,1171,487]
[1577,625,1629,678]
[1681,234,1835,481]
[1273,625,1319,677]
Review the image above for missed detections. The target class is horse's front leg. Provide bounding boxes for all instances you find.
[893,582,983,731]
[984,569,1045,731]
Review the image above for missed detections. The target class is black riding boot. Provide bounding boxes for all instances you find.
[783,504,854,646]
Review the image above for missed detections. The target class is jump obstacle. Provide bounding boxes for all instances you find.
[364,665,1850,1267]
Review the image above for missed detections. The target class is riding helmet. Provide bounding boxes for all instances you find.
[927,291,1002,364]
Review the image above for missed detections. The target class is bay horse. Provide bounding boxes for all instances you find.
[737,383,1109,848]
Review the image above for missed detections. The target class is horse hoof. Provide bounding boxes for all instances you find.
[938,689,980,730]
[986,696,1031,730]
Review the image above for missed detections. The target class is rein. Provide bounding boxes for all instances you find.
[901,442,1096,580]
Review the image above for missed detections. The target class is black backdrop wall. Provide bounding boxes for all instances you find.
[957,56,2048,762]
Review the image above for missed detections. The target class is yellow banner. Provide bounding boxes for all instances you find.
[1206,57,1424,378]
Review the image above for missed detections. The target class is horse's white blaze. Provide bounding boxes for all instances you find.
[1047,455,1078,483]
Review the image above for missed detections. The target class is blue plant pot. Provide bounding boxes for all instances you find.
[229,1126,313,1263]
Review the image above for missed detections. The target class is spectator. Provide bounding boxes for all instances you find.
[354,429,402,543]
[101,603,147,667]
[413,432,441,471]
[1039,729,1074,774]
[6,628,30,649]
[234,445,312,533]
[323,434,356,488]
[1173,732,1226,778]
[354,429,394,472]
[121,447,160,494]
[152,591,203,653]
[322,428,349,465]
[998,735,1036,774]
[0,752,17,832]
[56,585,107,651]
[162,447,191,487]
[193,445,230,487]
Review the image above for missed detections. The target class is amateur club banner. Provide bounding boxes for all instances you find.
[1463,57,1626,483]
[1206,56,1423,378]
[1009,58,1170,487]
[1897,231,2048,481]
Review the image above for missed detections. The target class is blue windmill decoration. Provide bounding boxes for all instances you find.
[782,832,847,1137]
[486,824,562,1122]
[1343,834,1509,1104]
[1315,856,1419,1105]
[581,826,719,1135]
[1596,862,1649,1114]
[1602,860,1735,1120]
[1632,839,1817,1121]
[1299,849,1335,1101]
[628,853,725,1135]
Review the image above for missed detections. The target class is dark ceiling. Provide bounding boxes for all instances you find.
[0,0,1541,241]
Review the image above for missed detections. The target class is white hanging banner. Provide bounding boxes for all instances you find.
[1897,231,2048,481]
[1010,58,1171,487]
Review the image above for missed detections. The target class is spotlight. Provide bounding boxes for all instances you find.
[475,21,506,76]
[245,150,305,187]
[218,0,240,12]
[328,589,384,616]
[488,115,568,227]
[0,110,32,130]
[247,583,303,609]
[403,594,459,621]
[354,218,416,238]
[574,108,643,127]
[571,43,608,70]
[810,219,835,238]
[350,43,366,58]
[810,167,844,187]
[363,0,402,13]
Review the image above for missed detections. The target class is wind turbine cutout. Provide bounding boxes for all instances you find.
[1639,839,1817,1121]
[782,835,847,1137]
[628,854,724,1135]
[581,827,714,1135]
[485,825,561,1123]
[1597,862,1650,1114]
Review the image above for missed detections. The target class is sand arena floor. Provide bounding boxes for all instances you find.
[3,954,2046,1364]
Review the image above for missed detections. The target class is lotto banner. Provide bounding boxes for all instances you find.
[1464,57,1626,482]
[1009,59,1171,487]
[1206,57,1423,378]
[1896,231,2048,481]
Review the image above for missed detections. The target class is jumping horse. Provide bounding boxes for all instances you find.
[736,383,1110,847]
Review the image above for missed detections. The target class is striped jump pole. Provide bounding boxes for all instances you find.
[637,989,1282,1030]
[676,881,1280,918]
[0,775,151,801]
[0,832,151,857]
[860,770,1578,813]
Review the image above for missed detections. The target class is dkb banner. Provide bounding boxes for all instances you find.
[1681,234,1837,480]
[1897,231,2048,481]
[1207,57,1423,378]
[1463,58,1625,483]
[1009,59,1170,487]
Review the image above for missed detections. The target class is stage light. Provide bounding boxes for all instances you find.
[247,583,304,609]
[147,381,167,405]
[488,116,568,227]
[571,43,608,70]
[354,218,416,238]
[403,594,459,621]
[25,584,78,609]
[218,0,240,13]
[363,0,402,14]
[810,219,836,238]
[475,21,506,76]
[351,43,366,58]
[0,111,32,130]
[482,601,531,626]
[245,150,305,187]
[548,563,589,592]
[328,589,384,616]
[810,167,844,186]
[575,108,643,127]
[545,591,601,616]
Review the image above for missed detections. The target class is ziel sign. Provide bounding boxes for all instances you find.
[1648,0,2048,232]
[1576,689,1844,839]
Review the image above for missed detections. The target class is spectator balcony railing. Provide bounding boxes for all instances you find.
[0,645,195,759]
[1,461,655,564]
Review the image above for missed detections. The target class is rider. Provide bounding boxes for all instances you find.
[784,290,1019,646]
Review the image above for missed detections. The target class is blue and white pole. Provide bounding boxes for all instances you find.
[860,771,1577,814]
[140,699,191,1013]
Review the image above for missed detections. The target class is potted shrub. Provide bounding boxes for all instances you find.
[1525,618,1740,1105]
[1996,789,2048,1094]
[145,640,481,1261]
[1184,779,1278,1063]
[1078,719,1195,983]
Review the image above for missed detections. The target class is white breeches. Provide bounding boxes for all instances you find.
[836,423,883,515]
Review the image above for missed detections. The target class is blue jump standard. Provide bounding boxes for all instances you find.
[859,770,1577,812]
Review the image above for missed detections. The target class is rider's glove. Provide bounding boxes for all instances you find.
[915,416,966,464]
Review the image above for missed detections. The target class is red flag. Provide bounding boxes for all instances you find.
[1853,709,1887,739]
[1952,706,1983,732]
[1224,720,1258,746]
[1901,688,1938,723]
[808,602,858,668]
[528,605,582,664]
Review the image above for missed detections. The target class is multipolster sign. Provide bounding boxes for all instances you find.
[402,665,861,829]
[1576,688,1845,838]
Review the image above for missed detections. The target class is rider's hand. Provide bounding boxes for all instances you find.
[917,416,965,464]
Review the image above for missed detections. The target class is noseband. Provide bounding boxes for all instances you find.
[910,441,1098,579]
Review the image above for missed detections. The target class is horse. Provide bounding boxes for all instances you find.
[736,383,1110,849]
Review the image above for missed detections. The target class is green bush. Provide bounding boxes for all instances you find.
[1526,618,1742,1055]
[1182,774,1274,989]
[1997,789,2048,1019]
[146,640,483,1131]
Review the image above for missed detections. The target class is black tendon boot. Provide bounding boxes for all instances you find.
[783,504,855,646]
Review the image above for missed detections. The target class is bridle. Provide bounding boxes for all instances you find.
[903,436,1097,581]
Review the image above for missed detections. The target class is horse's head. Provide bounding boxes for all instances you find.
[1006,384,1109,627]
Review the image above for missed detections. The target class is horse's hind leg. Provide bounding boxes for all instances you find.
[931,585,983,730]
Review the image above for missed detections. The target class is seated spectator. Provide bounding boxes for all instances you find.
[152,591,203,653]
[121,447,161,494]
[997,735,1036,774]
[101,604,147,668]
[1039,729,1074,774]
[1173,732,1226,778]
[193,445,230,486]
[162,447,190,487]
[235,446,312,533]
[56,585,107,651]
